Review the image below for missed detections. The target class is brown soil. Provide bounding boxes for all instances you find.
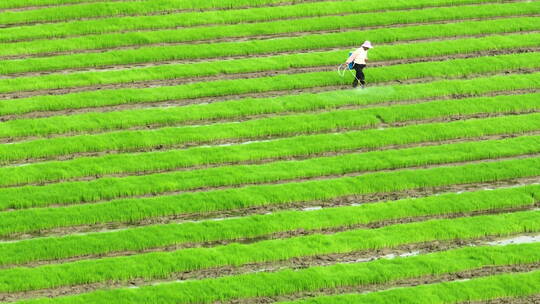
[467,294,540,303]
[5,175,539,242]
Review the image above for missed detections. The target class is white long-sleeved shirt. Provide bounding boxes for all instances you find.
[346,48,368,65]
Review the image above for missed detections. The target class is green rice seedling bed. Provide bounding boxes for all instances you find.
[280,269,540,304]
[0,0,319,25]
[0,0,114,10]
[1,91,538,164]
[1,155,540,236]
[1,17,538,75]
[3,70,540,140]
[8,245,540,303]
[1,1,538,303]
[3,51,540,117]
[1,183,538,267]
[0,0,506,40]
[2,210,540,293]
[2,113,539,187]
[11,245,540,304]
[3,2,536,57]
[2,97,539,209]
[2,31,539,96]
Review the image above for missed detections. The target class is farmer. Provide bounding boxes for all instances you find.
[345,41,373,88]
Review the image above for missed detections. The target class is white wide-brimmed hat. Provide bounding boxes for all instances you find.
[361,41,373,49]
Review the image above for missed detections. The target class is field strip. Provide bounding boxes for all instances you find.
[1,113,538,187]
[1,52,538,119]
[4,17,537,63]
[3,70,535,122]
[209,264,540,304]
[68,26,540,62]
[3,132,537,189]
[272,264,540,303]
[0,0,144,11]
[485,295,540,303]
[0,212,539,297]
[0,0,516,36]
[1,155,540,237]
[0,70,535,139]
[1,33,538,100]
[2,88,536,145]
[0,94,537,198]
[6,224,540,272]
[0,184,537,267]
[0,71,536,140]
[5,221,540,293]
[1,90,538,164]
[2,133,538,210]
[5,47,532,101]
[0,0,340,26]
[274,268,540,304]
[0,2,535,58]
[0,0,447,14]
[0,0,516,43]
[1,17,538,76]
[1,85,537,142]
[0,108,535,167]
[1,1,149,14]
[5,175,539,241]
[2,37,539,102]
[470,295,540,304]
[3,243,540,302]
[215,265,540,303]
[0,1,523,53]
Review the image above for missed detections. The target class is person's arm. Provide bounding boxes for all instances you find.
[345,52,357,64]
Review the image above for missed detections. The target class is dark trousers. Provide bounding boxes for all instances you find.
[352,64,366,87]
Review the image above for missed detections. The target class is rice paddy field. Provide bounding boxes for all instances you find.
[1,0,540,303]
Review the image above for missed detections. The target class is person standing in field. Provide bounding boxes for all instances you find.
[345,41,373,89]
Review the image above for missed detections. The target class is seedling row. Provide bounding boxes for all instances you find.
[0,1,538,303]
[2,103,540,210]
[2,31,539,97]
[3,52,540,119]
[2,210,540,294]
[2,155,540,236]
[3,1,537,57]
[2,17,539,75]
[1,183,538,267]
[2,113,539,187]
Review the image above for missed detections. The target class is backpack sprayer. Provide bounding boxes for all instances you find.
[337,52,360,81]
